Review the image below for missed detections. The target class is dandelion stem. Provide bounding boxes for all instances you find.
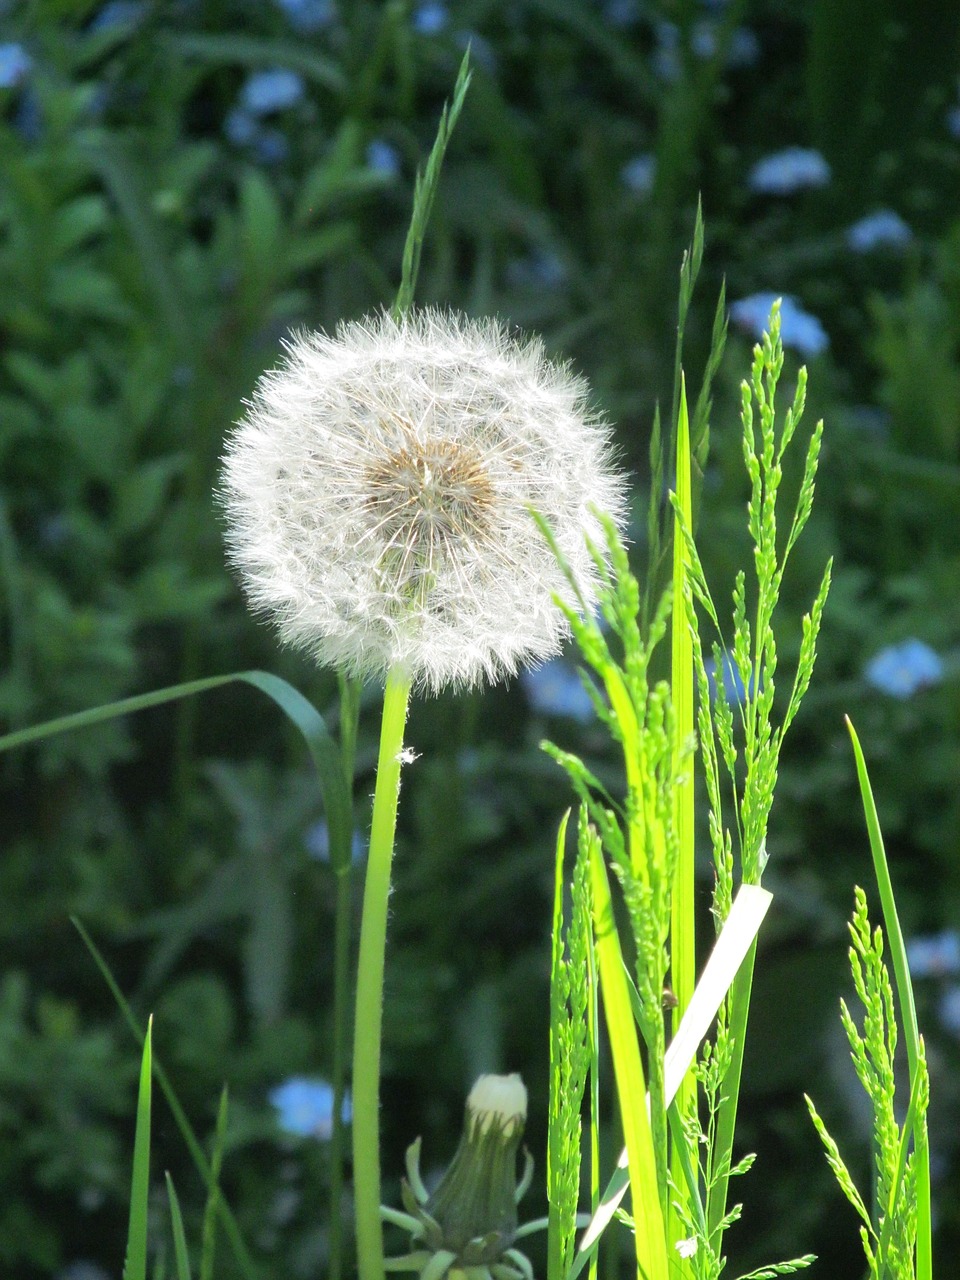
[353,666,413,1280]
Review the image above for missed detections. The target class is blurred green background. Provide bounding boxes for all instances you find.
[2,0,960,1276]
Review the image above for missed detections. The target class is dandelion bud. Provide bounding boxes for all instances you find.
[219,308,626,692]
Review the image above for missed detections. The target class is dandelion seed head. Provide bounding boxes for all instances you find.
[220,309,626,692]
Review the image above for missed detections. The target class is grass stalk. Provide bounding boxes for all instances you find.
[352,667,412,1280]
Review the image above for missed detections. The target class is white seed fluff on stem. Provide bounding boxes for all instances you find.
[219,308,626,692]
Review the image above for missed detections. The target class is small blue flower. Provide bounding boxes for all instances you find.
[864,639,944,699]
[907,930,960,979]
[705,651,752,707]
[252,127,289,166]
[937,984,960,1037]
[274,0,335,34]
[505,249,567,291]
[600,0,641,27]
[224,107,258,147]
[366,138,401,177]
[947,104,960,139]
[621,153,656,196]
[652,21,680,82]
[412,1,448,35]
[727,26,761,68]
[748,147,831,196]
[304,820,367,864]
[88,1,147,34]
[240,68,305,116]
[0,42,32,89]
[846,209,913,253]
[730,293,829,358]
[269,1076,351,1140]
[56,1265,112,1280]
[522,658,595,724]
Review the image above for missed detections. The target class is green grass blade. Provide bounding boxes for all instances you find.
[392,49,471,319]
[587,827,668,1280]
[200,1087,229,1280]
[72,919,261,1280]
[670,373,697,1244]
[124,1016,153,1280]
[573,885,772,1274]
[0,669,352,879]
[705,941,757,1248]
[846,717,932,1280]
[161,32,347,95]
[547,810,571,1280]
[165,1173,193,1280]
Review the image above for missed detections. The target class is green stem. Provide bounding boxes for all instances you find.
[329,675,362,1280]
[353,667,413,1280]
[705,940,757,1249]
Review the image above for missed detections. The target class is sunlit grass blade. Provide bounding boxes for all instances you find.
[72,918,261,1280]
[166,1173,193,1280]
[124,1016,153,1280]
[572,885,772,1274]
[846,717,932,1280]
[547,810,571,1280]
[587,825,668,1280]
[670,373,697,1244]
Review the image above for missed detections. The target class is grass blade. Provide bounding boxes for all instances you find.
[124,1016,153,1280]
[72,918,261,1280]
[200,1087,230,1280]
[166,1173,193,1280]
[846,717,932,1280]
[587,825,668,1280]
[572,884,772,1274]
[670,373,697,1243]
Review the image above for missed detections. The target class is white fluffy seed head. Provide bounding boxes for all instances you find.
[219,308,627,693]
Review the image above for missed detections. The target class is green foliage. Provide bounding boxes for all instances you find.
[1,1,958,1274]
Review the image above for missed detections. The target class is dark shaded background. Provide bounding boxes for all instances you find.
[2,0,960,1276]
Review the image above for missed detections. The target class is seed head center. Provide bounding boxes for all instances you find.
[366,434,495,562]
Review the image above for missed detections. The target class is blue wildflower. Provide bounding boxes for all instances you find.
[907,930,960,979]
[56,1266,112,1280]
[88,1,147,33]
[864,639,944,699]
[505,249,567,290]
[748,147,831,196]
[846,209,913,253]
[727,26,761,67]
[304,819,367,864]
[705,651,751,707]
[366,138,401,177]
[652,22,680,82]
[948,104,960,139]
[412,1,448,34]
[730,293,829,358]
[937,984,960,1037]
[522,658,595,723]
[274,0,334,34]
[252,127,289,166]
[0,42,32,89]
[224,107,258,147]
[621,153,656,196]
[600,0,641,27]
[240,68,305,116]
[269,1076,351,1139]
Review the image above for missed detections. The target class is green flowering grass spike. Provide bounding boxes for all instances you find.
[807,887,929,1280]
